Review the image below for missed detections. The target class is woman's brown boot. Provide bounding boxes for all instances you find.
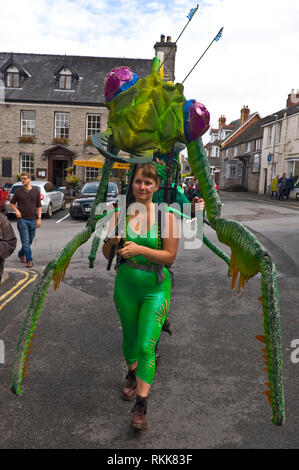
[122,368,137,401]
[130,395,148,431]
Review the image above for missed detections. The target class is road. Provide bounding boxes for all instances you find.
[0,193,298,449]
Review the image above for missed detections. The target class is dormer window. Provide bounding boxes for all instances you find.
[54,61,79,91]
[6,66,20,88]
[0,55,30,89]
[58,68,72,90]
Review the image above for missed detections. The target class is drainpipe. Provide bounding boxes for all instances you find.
[271,114,278,183]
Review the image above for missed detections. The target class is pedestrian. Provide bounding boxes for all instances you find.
[10,172,42,268]
[102,163,203,431]
[286,174,295,200]
[0,213,17,283]
[271,175,279,200]
[277,173,288,201]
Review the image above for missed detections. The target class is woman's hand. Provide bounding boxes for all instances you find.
[116,241,141,259]
[191,196,205,213]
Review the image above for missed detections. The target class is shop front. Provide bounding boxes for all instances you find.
[286,157,299,199]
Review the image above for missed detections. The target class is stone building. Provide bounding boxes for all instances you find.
[258,92,299,194]
[0,36,176,188]
[219,107,263,191]
[204,114,237,185]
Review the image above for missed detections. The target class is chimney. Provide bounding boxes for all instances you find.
[218,115,226,128]
[286,89,299,108]
[154,34,177,82]
[240,105,250,124]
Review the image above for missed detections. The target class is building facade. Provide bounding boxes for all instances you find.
[0,37,176,188]
[258,93,299,194]
[219,107,263,191]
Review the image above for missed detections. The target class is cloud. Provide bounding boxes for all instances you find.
[0,0,298,141]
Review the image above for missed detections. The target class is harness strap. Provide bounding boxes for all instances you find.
[124,259,166,284]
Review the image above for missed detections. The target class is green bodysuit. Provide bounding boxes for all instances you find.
[113,216,171,385]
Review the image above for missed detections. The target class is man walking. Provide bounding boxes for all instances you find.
[10,172,42,267]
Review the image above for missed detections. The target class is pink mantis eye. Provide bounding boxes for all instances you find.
[104,67,133,101]
[185,101,210,141]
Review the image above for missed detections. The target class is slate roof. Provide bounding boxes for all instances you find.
[0,52,153,106]
[230,104,299,147]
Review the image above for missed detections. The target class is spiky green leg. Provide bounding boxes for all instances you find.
[10,158,115,396]
[187,137,285,425]
[259,255,285,425]
[88,234,101,268]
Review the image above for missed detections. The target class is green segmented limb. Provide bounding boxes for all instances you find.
[88,234,101,268]
[186,137,285,425]
[10,156,115,396]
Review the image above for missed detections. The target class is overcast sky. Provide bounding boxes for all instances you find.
[1,0,298,142]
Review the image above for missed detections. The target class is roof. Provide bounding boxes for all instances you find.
[221,112,261,148]
[260,104,299,127]
[0,52,153,106]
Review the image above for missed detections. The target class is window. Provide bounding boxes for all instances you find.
[44,182,57,192]
[245,142,250,153]
[233,146,238,157]
[224,163,237,179]
[267,126,273,145]
[2,158,12,178]
[59,74,72,90]
[54,112,69,139]
[20,153,34,177]
[6,66,20,88]
[58,68,72,90]
[85,166,99,181]
[252,153,261,173]
[86,114,101,138]
[277,122,282,143]
[21,110,35,136]
[255,138,262,150]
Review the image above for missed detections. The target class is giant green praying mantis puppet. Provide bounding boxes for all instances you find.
[10,56,285,426]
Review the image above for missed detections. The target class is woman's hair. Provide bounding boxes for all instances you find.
[135,163,160,186]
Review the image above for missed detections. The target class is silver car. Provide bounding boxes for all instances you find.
[5,181,66,218]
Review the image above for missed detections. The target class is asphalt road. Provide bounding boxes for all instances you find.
[0,194,298,449]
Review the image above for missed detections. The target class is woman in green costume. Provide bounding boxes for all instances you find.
[103,163,183,431]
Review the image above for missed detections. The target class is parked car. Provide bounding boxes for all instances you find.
[69,181,119,219]
[5,181,66,218]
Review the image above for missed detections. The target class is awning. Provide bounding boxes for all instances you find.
[74,155,131,169]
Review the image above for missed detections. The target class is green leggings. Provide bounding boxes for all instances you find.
[113,262,171,385]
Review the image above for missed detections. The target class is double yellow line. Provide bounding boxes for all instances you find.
[0,268,37,311]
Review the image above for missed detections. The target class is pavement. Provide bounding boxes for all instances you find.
[220,189,299,208]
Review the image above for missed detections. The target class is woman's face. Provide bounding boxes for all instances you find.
[132,169,158,203]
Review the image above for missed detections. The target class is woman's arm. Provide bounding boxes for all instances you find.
[116,211,179,265]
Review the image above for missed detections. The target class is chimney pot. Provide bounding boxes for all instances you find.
[160,34,165,42]
[167,36,172,42]
[218,115,226,128]
[240,105,250,124]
